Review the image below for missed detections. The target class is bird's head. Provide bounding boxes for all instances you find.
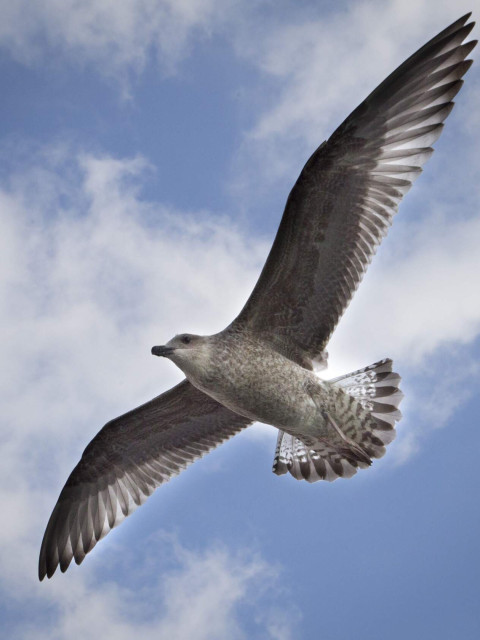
[151,333,211,380]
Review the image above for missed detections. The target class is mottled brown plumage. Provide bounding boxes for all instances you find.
[39,14,476,580]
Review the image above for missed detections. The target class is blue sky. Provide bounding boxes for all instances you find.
[1,1,479,638]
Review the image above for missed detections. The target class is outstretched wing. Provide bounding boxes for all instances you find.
[231,14,476,369]
[39,380,252,580]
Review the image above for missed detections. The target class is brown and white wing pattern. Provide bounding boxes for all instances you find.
[39,380,252,580]
[231,14,476,369]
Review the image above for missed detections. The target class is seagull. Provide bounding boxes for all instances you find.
[39,14,476,580]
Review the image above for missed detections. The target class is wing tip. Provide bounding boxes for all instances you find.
[38,555,58,581]
[38,564,46,582]
[38,536,54,581]
[467,39,479,53]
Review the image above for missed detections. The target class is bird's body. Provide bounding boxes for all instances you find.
[162,330,395,480]
[39,14,477,579]
[171,331,323,429]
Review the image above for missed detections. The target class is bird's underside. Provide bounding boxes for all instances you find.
[272,359,403,483]
[39,14,476,580]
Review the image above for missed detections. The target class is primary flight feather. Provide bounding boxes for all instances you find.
[39,14,476,580]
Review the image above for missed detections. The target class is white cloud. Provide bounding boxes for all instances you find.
[251,1,475,136]
[230,0,480,197]
[5,533,295,640]
[0,144,266,478]
[0,0,478,100]
[0,145,293,638]
[326,207,480,374]
[388,344,480,465]
[0,147,256,523]
[0,0,237,79]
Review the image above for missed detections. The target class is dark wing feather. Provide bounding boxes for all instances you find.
[39,380,251,580]
[230,14,476,369]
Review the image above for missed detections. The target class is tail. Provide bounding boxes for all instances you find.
[272,359,403,483]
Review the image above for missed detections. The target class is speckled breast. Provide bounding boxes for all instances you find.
[198,335,328,430]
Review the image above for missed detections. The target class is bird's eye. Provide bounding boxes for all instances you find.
[181,335,191,345]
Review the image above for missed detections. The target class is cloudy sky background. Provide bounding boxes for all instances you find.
[1,0,479,638]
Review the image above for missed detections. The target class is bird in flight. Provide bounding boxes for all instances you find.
[39,14,476,580]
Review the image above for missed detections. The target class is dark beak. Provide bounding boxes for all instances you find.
[151,345,174,357]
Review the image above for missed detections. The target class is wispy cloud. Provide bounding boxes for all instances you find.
[229,0,480,197]
[6,534,296,640]
[326,206,480,373]
[0,144,265,472]
[0,145,288,637]
[0,0,238,81]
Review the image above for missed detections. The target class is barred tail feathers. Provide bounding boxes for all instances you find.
[272,359,403,483]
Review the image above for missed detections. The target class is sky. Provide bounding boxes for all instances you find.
[1,0,479,638]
